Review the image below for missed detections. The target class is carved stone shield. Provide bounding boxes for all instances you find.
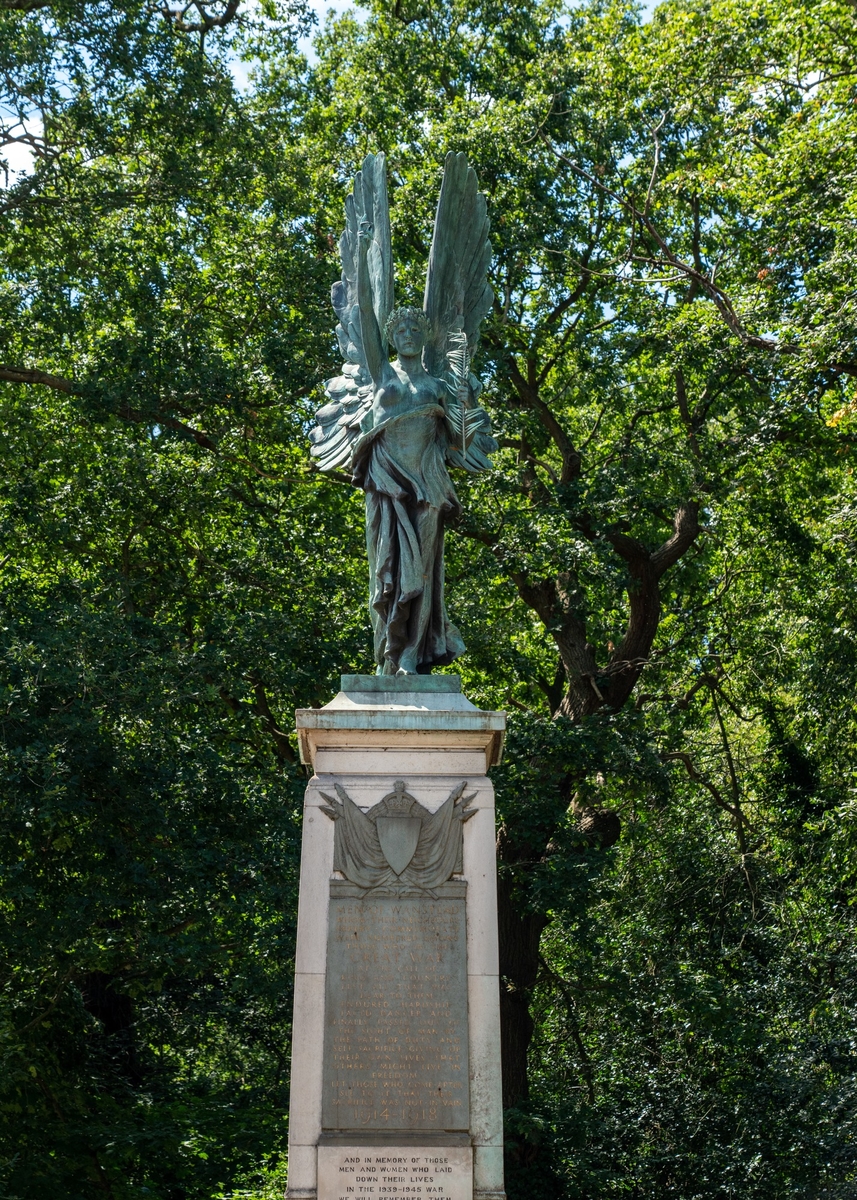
[376,816,422,875]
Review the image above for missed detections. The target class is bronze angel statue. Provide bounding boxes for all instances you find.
[309,151,497,676]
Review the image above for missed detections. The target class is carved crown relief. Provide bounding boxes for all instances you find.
[320,780,476,896]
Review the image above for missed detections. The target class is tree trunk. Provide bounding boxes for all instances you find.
[497,873,548,1108]
[496,506,701,1102]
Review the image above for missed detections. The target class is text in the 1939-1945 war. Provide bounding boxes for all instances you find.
[317,1146,473,1200]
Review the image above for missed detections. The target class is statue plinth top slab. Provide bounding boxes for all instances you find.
[339,673,463,693]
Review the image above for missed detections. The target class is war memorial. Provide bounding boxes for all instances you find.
[285,153,507,1200]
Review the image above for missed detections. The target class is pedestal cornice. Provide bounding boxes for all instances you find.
[295,675,506,770]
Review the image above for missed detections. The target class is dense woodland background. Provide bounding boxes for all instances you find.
[1,0,857,1196]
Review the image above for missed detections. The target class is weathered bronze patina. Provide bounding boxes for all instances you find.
[309,153,496,676]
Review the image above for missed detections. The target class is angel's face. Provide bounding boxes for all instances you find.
[391,317,425,357]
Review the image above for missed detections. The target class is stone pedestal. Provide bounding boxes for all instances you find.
[287,676,506,1200]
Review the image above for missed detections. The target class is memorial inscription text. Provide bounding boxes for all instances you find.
[322,887,469,1131]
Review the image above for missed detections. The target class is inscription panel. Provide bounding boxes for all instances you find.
[318,1146,472,1200]
[322,885,469,1131]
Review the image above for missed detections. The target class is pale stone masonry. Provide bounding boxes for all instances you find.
[288,676,506,1200]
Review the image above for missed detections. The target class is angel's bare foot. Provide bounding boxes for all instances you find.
[396,666,417,677]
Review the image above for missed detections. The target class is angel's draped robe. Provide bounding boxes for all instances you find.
[351,403,465,675]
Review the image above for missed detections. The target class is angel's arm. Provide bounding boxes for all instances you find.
[357,225,391,388]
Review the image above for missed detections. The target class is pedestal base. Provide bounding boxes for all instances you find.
[287,677,506,1200]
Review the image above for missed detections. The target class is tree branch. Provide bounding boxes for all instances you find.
[118,405,218,451]
[499,347,581,482]
[661,750,742,815]
[159,0,241,32]
[545,138,800,356]
[0,365,223,451]
[250,679,296,763]
[650,501,701,577]
[0,365,75,392]
[675,368,702,460]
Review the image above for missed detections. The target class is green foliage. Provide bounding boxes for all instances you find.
[0,3,368,1196]
[2,0,857,1195]
[529,794,857,1198]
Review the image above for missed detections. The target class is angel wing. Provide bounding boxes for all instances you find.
[309,153,394,474]
[422,151,498,473]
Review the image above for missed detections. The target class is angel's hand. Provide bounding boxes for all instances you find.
[357,220,374,242]
[456,381,471,407]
